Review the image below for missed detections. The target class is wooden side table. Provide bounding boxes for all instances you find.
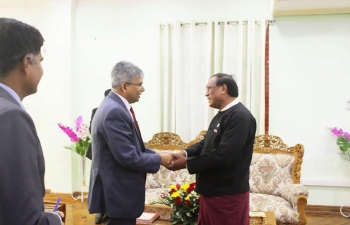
[250,211,276,225]
[264,212,277,225]
[44,200,66,223]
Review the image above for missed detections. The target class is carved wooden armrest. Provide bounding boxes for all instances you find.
[280,184,308,225]
[297,195,308,225]
[280,184,309,209]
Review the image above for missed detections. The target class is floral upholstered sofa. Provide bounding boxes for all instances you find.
[143,132,308,225]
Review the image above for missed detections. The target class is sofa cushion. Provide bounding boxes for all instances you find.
[146,149,195,189]
[249,153,295,196]
[250,193,299,224]
[146,166,194,189]
[145,187,164,205]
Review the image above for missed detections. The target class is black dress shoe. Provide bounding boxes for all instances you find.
[95,213,104,224]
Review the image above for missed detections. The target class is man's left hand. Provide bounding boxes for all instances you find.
[167,153,187,171]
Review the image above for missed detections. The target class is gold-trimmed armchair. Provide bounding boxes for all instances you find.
[250,135,308,225]
[143,132,198,220]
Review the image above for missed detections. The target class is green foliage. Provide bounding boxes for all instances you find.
[64,136,90,156]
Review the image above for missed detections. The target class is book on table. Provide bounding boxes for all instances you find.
[249,211,266,217]
[136,212,160,224]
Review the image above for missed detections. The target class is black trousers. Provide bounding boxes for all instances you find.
[102,215,136,225]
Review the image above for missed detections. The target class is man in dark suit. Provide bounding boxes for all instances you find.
[88,61,172,225]
[86,89,111,161]
[86,88,111,224]
[168,73,256,225]
[0,18,64,225]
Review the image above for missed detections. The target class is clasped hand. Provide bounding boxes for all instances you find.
[159,151,187,171]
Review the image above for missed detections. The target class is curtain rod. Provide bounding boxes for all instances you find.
[160,20,275,28]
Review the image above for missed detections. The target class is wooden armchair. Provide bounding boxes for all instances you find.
[250,135,308,225]
[143,132,203,220]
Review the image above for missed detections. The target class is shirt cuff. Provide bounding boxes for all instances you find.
[182,150,188,158]
[48,212,63,224]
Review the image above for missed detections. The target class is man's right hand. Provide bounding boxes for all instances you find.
[159,153,172,167]
[56,211,65,225]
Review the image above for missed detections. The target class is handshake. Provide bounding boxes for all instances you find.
[158,151,187,171]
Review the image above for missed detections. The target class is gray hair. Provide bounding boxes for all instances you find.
[111,61,144,88]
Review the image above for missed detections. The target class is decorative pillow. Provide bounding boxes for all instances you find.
[249,153,295,196]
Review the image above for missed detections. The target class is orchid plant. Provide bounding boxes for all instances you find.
[58,116,91,156]
[330,127,350,161]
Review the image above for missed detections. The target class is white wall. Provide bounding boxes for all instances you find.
[0,0,75,193]
[270,14,350,205]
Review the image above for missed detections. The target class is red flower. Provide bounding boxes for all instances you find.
[189,182,196,189]
[176,184,181,189]
[175,198,182,205]
[186,200,191,206]
[169,188,177,194]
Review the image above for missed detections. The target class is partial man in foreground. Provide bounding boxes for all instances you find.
[88,61,172,225]
[168,73,256,225]
[0,18,64,224]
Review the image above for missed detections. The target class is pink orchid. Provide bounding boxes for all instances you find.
[58,123,79,142]
[75,116,83,132]
[77,124,89,141]
[58,116,91,156]
[330,127,350,139]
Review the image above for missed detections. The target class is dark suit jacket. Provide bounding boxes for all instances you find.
[86,107,97,160]
[88,92,161,219]
[186,102,257,196]
[0,86,61,225]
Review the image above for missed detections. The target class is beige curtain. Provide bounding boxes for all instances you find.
[156,19,268,141]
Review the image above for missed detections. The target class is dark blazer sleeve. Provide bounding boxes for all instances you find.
[187,111,251,174]
[145,147,156,154]
[0,109,61,225]
[103,107,161,173]
[86,108,97,160]
[185,139,204,157]
[89,108,97,133]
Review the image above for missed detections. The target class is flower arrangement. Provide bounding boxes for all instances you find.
[330,127,350,161]
[58,116,91,156]
[151,182,200,225]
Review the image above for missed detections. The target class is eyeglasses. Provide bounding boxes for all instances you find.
[125,82,143,87]
[205,85,221,92]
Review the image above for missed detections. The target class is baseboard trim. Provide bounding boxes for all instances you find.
[301,179,350,187]
[305,205,350,215]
